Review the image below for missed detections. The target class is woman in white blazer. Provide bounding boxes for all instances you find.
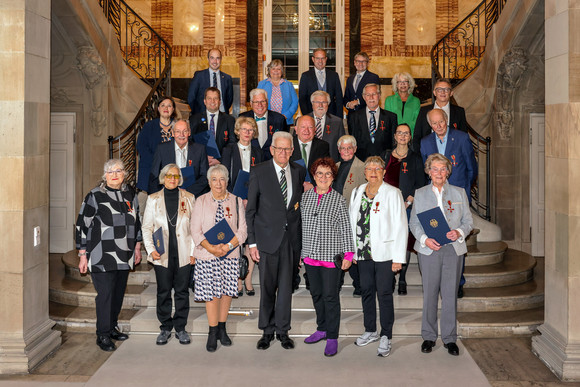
[349,156,408,357]
[142,163,196,346]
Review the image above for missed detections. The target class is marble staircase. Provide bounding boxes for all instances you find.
[49,237,543,339]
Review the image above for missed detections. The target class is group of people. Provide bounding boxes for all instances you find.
[75,47,477,359]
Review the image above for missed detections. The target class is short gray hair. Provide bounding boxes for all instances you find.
[337,135,357,148]
[272,131,293,147]
[310,90,330,104]
[424,153,452,176]
[391,72,416,94]
[207,164,229,181]
[364,155,385,170]
[363,83,381,96]
[249,88,268,102]
[100,159,127,191]
[159,163,183,186]
[426,108,448,126]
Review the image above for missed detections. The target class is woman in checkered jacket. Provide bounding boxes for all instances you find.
[300,157,355,357]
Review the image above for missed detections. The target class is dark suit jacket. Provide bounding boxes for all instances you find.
[187,69,233,114]
[246,160,306,254]
[189,111,236,156]
[290,136,331,171]
[221,142,263,192]
[343,70,380,114]
[148,140,209,197]
[298,68,343,117]
[308,113,345,162]
[347,108,398,161]
[419,129,477,199]
[239,110,288,161]
[412,104,467,153]
[382,149,427,200]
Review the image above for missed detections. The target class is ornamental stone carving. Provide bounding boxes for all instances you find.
[76,46,107,137]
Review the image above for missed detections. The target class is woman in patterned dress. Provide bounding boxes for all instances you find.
[190,164,247,352]
[348,156,408,357]
[75,159,142,352]
[257,59,299,125]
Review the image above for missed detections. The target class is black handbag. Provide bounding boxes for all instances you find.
[333,253,344,270]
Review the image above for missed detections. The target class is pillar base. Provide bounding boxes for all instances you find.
[532,323,580,382]
[0,319,61,374]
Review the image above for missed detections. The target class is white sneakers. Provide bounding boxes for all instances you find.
[355,332,391,357]
[377,336,392,357]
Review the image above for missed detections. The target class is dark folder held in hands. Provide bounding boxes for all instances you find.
[232,170,250,199]
[204,219,235,258]
[416,207,452,246]
[153,227,165,255]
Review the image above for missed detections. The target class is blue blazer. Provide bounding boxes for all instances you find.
[343,70,380,114]
[189,111,236,156]
[298,68,343,117]
[136,118,166,191]
[239,110,288,161]
[257,78,299,125]
[419,129,477,199]
[187,69,233,114]
[148,140,209,197]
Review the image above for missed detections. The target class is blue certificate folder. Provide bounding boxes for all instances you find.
[416,207,453,245]
[232,170,250,199]
[193,131,221,159]
[180,166,196,189]
[294,159,311,183]
[204,219,235,258]
[153,227,165,255]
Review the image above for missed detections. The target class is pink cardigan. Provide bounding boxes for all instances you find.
[190,192,248,261]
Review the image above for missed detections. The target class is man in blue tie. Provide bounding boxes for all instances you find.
[343,52,380,116]
[187,48,234,115]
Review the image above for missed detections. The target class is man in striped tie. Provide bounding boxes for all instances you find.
[307,90,346,162]
[246,131,306,351]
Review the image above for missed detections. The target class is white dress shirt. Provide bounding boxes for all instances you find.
[255,111,268,147]
[237,143,251,172]
[174,142,188,168]
[419,185,465,246]
[273,159,293,209]
[298,139,313,165]
[205,110,219,136]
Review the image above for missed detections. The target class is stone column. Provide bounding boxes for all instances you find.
[532,1,580,381]
[0,0,61,373]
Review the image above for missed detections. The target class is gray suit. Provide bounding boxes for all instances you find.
[409,182,473,344]
[308,112,346,162]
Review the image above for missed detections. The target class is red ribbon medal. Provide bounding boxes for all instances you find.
[447,200,454,213]
[373,202,380,213]
[225,207,232,219]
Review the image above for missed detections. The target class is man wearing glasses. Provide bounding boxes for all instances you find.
[412,78,468,153]
[298,48,343,117]
[343,52,380,115]
[246,131,306,351]
[307,91,345,162]
[240,88,288,161]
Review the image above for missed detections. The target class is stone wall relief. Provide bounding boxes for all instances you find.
[76,46,107,137]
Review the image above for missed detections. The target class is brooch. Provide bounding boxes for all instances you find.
[447,200,454,213]
[373,202,380,213]
[402,162,408,173]
[225,207,232,219]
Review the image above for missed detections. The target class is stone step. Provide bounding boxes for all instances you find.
[464,249,535,288]
[466,241,508,266]
[457,307,544,338]
[49,302,138,333]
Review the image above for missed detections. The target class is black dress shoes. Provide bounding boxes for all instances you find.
[457,285,464,298]
[110,327,129,341]
[421,340,436,353]
[257,333,274,350]
[96,335,116,352]
[398,282,407,295]
[444,342,459,356]
[276,333,295,349]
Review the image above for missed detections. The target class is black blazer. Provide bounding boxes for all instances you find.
[307,112,346,162]
[382,149,427,200]
[187,69,233,115]
[239,110,288,161]
[290,136,331,171]
[148,140,209,197]
[412,104,467,153]
[347,108,398,161]
[298,68,343,117]
[189,111,236,156]
[343,70,380,114]
[221,142,263,192]
[246,160,306,254]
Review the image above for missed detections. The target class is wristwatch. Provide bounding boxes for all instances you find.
[227,242,234,250]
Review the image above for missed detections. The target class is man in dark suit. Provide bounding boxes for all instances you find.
[343,52,380,115]
[189,87,235,166]
[187,48,233,114]
[149,120,209,197]
[290,115,331,186]
[412,78,468,153]
[298,48,343,117]
[246,131,306,350]
[347,83,398,161]
[308,90,346,162]
[239,88,288,161]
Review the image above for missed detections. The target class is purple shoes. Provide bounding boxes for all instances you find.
[304,330,327,344]
[324,339,338,357]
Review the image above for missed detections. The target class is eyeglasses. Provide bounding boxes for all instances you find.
[173,130,189,136]
[239,128,254,133]
[365,167,383,172]
[312,101,329,105]
[315,171,333,178]
[272,146,293,153]
[339,146,354,151]
[165,174,181,180]
[395,131,410,136]
[354,60,368,64]
[313,56,327,61]
[364,93,379,98]
[251,100,267,104]
[430,167,448,174]
[106,169,124,175]
[396,80,409,84]
[434,87,452,94]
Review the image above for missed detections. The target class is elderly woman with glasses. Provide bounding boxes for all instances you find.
[257,59,299,125]
[348,156,408,358]
[384,72,421,136]
[142,164,196,346]
[190,164,247,352]
[409,153,473,357]
[300,157,354,357]
[75,159,142,352]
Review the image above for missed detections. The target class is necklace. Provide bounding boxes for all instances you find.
[211,191,228,202]
[365,185,379,198]
[394,147,408,159]
[160,119,173,128]
[166,210,177,227]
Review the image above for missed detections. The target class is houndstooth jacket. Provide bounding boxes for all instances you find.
[300,188,355,262]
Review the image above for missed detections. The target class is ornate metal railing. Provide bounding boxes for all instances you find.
[99,0,172,186]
